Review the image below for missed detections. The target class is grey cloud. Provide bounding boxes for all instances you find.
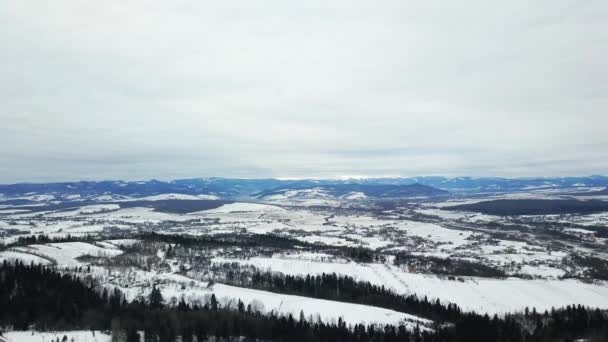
[0,0,607,182]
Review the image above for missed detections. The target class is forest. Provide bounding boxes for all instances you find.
[445,199,608,215]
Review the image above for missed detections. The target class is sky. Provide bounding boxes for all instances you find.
[1,1,607,183]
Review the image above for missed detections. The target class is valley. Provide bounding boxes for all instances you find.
[1,177,608,341]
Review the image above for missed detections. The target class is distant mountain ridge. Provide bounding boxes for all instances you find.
[0,176,607,201]
[254,183,449,199]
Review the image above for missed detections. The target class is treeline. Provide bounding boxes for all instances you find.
[1,232,309,255]
[451,306,608,342]
[394,253,506,278]
[1,234,77,251]
[444,199,608,216]
[564,255,608,281]
[3,232,384,265]
[220,268,461,322]
[13,233,95,246]
[0,260,110,330]
[142,232,313,250]
[1,233,132,251]
[142,232,383,263]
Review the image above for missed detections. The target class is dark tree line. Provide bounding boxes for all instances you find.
[3,232,385,267]
[142,233,385,263]
[1,233,97,251]
[222,269,462,322]
[142,232,313,250]
[445,199,608,216]
[563,255,608,281]
[394,254,507,278]
[0,260,110,330]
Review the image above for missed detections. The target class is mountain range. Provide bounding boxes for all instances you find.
[0,176,607,201]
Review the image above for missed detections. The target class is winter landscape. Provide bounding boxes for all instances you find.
[1,177,608,341]
[2,0,607,341]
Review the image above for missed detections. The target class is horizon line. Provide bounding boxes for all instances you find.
[1,174,607,186]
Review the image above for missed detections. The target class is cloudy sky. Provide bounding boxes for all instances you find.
[1,1,606,183]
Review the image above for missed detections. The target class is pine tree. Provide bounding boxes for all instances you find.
[210,294,218,311]
[149,286,164,308]
[126,328,140,342]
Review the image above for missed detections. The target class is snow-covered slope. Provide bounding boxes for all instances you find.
[214,257,608,315]
[114,272,431,328]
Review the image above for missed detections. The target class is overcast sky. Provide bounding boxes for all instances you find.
[1,1,607,183]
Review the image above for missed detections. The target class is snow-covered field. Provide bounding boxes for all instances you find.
[1,190,607,324]
[141,276,431,328]
[210,283,430,328]
[214,256,608,315]
[1,197,605,276]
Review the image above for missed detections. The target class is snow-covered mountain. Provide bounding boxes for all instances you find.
[2,176,605,203]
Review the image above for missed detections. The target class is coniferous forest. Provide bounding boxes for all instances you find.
[1,261,608,342]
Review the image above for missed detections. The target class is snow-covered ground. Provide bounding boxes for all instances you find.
[2,331,111,342]
[1,197,604,277]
